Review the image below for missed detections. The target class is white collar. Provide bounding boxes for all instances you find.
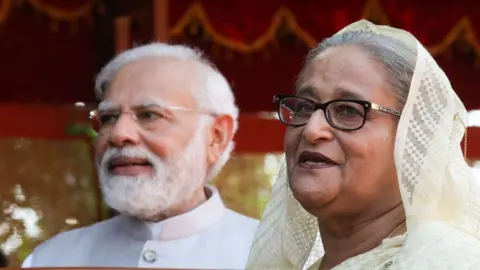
[141,185,225,241]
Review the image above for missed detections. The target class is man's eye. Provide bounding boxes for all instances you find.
[98,114,118,125]
[136,110,164,121]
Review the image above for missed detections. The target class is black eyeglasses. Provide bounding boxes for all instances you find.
[274,95,401,131]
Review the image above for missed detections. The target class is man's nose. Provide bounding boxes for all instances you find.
[302,110,334,143]
[108,114,141,147]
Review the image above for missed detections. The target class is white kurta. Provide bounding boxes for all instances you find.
[22,187,259,269]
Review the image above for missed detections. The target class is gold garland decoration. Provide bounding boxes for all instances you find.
[0,0,11,25]
[171,4,317,54]
[429,17,480,57]
[26,0,96,21]
[170,0,480,57]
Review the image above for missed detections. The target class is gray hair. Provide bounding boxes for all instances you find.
[298,30,417,108]
[95,43,239,181]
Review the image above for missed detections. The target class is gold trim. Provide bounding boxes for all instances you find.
[171,4,317,53]
[0,0,11,25]
[170,0,480,56]
[429,17,480,58]
[26,0,96,21]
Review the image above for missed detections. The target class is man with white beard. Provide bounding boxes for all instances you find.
[22,43,259,269]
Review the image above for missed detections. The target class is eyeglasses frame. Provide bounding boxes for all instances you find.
[273,94,401,131]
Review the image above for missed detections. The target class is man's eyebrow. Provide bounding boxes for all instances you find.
[97,101,119,111]
[139,99,166,108]
[97,100,167,111]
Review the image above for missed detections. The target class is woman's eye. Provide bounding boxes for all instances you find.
[295,102,314,112]
[336,105,363,117]
[342,106,358,114]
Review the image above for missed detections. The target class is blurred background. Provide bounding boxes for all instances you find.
[0,0,479,266]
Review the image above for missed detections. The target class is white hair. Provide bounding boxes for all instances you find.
[95,43,239,181]
[300,30,417,108]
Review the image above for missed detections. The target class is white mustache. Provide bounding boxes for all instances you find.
[101,147,161,171]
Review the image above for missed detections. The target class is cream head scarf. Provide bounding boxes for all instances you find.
[246,20,480,270]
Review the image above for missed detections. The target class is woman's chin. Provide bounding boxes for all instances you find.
[290,181,339,215]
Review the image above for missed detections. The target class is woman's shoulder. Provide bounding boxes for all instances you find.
[406,221,480,245]
[397,221,480,269]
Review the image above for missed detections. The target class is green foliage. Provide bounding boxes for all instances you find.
[65,123,97,139]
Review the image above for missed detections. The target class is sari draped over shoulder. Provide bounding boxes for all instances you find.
[246,20,480,270]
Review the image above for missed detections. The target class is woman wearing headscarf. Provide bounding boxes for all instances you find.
[246,20,480,269]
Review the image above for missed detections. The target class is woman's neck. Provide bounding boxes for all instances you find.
[318,203,405,270]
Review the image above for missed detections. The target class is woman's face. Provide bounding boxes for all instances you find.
[285,45,403,220]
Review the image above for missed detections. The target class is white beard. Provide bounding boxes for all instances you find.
[97,127,207,220]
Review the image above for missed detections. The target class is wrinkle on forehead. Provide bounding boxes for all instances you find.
[98,99,167,110]
[103,56,200,109]
[297,46,387,102]
[297,84,367,101]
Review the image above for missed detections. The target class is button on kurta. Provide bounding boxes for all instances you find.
[142,250,157,263]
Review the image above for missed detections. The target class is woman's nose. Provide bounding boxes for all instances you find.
[302,110,334,143]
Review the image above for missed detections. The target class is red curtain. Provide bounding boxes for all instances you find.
[0,0,96,26]
[169,0,480,53]
[1,0,479,111]
[0,0,97,103]
[169,0,480,112]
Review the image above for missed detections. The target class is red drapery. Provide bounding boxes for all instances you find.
[169,0,480,112]
[1,0,479,111]
[169,0,480,55]
[0,0,96,24]
[0,0,98,103]
[0,0,10,24]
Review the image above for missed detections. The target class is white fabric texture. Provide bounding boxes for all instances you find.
[246,20,480,270]
[22,187,259,269]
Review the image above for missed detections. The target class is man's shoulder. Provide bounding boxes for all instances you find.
[211,209,259,258]
[27,215,138,266]
[36,215,124,249]
[221,209,259,232]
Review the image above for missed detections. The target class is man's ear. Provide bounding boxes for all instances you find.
[207,115,234,166]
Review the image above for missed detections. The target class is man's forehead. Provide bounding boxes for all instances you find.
[98,99,166,110]
[103,57,201,108]
[115,56,201,82]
